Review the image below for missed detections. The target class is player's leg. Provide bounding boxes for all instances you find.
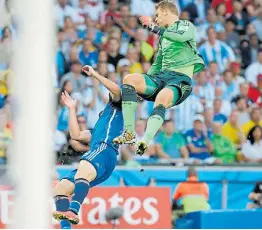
[63,144,117,225]
[136,72,193,155]
[114,73,159,144]
[53,175,75,229]
[65,160,97,224]
[136,87,177,155]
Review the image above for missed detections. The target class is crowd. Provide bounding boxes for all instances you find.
[0,0,262,165]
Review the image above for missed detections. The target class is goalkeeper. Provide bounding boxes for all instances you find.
[113,0,205,155]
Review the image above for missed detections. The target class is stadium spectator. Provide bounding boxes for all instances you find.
[185,115,214,161]
[245,49,262,87]
[67,46,80,67]
[83,0,105,22]
[173,167,210,213]
[212,122,237,163]
[242,107,262,137]
[231,62,245,87]
[224,19,240,50]
[214,87,232,116]
[100,0,121,31]
[126,47,143,74]
[132,28,154,63]
[211,0,233,15]
[73,0,88,30]
[234,96,250,125]
[195,71,215,105]
[221,70,239,101]
[228,0,249,35]
[242,125,262,163]
[222,110,246,149]
[251,9,262,40]
[118,4,130,25]
[79,39,98,67]
[240,39,252,69]
[63,16,78,44]
[197,9,224,43]
[155,120,189,159]
[55,0,78,28]
[232,82,254,107]
[213,98,227,124]
[60,61,86,93]
[173,94,203,132]
[207,61,222,87]
[107,38,125,69]
[199,27,236,73]
[247,181,262,209]
[215,3,227,23]
[247,34,262,65]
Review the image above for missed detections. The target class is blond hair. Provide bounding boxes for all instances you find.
[155,1,179,15]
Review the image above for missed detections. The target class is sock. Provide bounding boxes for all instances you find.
[69,178,90,215]
[144,105,166,144]
[122,84,138,133]
[54,195,71,229]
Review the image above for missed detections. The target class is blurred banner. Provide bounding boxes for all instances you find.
[0,186,171,229]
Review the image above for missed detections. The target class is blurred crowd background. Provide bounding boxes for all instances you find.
[0,0,262,166]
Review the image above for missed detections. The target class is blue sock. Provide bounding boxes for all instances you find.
[54,195,71,229]
[69,178,90,215]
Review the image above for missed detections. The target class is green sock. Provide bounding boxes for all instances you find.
[144,114,164,144]
[143,104,166,144]
[122,101,138,133]
[122,84,138,134]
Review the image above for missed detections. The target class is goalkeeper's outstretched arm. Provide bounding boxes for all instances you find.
[144,20,195,42]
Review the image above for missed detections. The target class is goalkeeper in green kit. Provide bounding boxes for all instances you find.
[113,0,205,155]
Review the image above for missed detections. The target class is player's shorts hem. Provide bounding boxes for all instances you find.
[139,71,192,105]
[61,159,99,184]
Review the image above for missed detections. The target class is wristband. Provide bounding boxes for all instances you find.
[148,25,165,36]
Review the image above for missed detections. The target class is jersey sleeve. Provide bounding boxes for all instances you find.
[162,21,195,43]
[147,41,162,75]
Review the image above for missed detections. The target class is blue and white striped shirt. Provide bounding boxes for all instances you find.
[199,40,236,73]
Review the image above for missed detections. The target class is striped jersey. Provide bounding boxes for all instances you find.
[90,96,123,151]
[199,40,236,73]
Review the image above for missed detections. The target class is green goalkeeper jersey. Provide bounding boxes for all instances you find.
[148,20,205,77]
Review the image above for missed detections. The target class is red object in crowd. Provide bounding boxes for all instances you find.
[147,33,159,50]
[211,0,233,15]
[248,74,262,108]
[100,10,121,26]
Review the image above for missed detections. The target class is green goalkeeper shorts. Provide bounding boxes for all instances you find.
[138,71,193,107]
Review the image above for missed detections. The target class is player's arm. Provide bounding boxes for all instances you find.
[61,91,92,142]
[140,17,194,42]
[68,109,91,142]
[82,65,121,102]
[160,21,195,42]
[70,139,90,152]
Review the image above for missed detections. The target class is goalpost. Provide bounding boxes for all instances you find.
[10,0,55,228]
